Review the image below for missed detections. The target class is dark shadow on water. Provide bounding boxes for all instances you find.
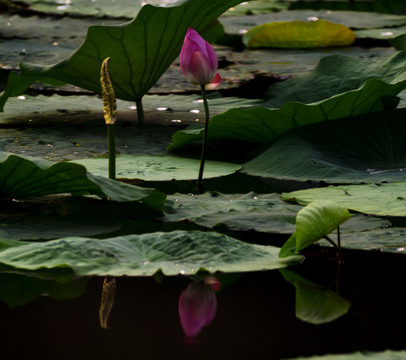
[0,250,404,360]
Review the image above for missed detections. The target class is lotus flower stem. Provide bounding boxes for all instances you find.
[107,124,116,179]
[197,85,210,194]
[135,98,145,125]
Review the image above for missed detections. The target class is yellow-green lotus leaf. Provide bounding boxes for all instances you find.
[243,19,356,48]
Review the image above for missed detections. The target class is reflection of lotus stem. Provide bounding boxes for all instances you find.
[198,85,210,194]
[108,124,116,179]
[324,234,343,265]
[135,98,144,125]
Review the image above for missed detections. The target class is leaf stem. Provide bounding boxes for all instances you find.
[135,98,144,125]
[198,85,210,194]
[108,124,116,180]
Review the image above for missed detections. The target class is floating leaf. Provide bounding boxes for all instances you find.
[70,155,241,181]
[281,269,351,324]
[0,231,302,277]
[0,0,243,111]
[243,20,356,48]
[242,109,406,185]
[282,182,406,217]
[163,192,301,233]
[320,227,406,254]
[280,200,351,257]
[0,152,166,212]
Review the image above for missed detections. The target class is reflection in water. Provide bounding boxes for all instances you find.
[99,277,117,329]
[178,276,219,341]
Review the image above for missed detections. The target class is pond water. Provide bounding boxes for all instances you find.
[0,249,404,360]
[1,2,406,359]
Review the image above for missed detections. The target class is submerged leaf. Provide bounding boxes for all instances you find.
[243,20,356,48]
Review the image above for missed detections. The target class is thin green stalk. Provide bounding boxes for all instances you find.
[135,98,144,125]
[198,85,210,194]
[108,124,116,180]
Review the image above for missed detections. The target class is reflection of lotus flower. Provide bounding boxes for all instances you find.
[178,279,218,338]
[180,28,222,88]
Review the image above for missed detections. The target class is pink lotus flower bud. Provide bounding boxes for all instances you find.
[178,279,218,339]
[180,28,222,88]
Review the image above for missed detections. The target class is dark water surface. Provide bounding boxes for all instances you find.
[0,250,404,360]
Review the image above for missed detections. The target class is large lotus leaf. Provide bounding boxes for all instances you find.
[243,20,356,48]
[243,109,406,184]
[284,350,406,360]
[280,269,351,324]
[71,155,240,181]
[162,192,387,235]
[282,182,406,217]
[168,79,406,150]
[169,51,406,150]
[163,192,301,233]
[264,51,406,107]
[0,152,166,212]
[0,231,302,277]
[0,0,243,111]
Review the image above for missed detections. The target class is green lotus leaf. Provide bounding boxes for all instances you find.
[242,109,406,185]
[282,182,406,217]
[70,155,241,181]
[279,200,351,257]
[0,152,166,212]
[0,231,302,277]
[0,0,243,112]
[169,51,406,150]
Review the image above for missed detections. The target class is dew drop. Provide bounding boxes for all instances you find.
[381,32,394,36]
[17,96,26,100]
[307,16,318,21]
[190,109,200,114]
